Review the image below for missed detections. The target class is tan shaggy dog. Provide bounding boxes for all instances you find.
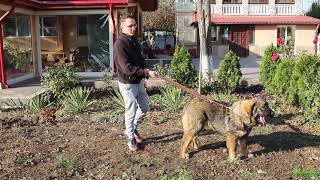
[180,98,271,161]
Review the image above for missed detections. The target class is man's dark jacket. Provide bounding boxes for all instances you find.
[114,33,148,84]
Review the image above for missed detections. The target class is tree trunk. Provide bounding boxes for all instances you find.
[197,0,212,93]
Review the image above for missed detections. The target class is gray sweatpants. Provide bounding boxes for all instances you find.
[118,81,149,139]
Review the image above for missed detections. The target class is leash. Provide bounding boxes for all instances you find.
[156,75,258,128]
[156,75,230,109]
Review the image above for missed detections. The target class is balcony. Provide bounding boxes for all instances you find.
[210,4,296,15]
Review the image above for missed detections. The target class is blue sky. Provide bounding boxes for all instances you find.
[303,0,316,12]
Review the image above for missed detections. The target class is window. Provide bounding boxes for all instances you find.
[275,0,294,3]
[277,26,294,46]
[249,0,268,3]
[248,25,255,44]
[211,26,229,44]
[40,16,57,37]
[177,14,196,44]
[179,30,196,43]
[211,26,219,42]
[78,16,87,36]
[4,16,30,37]
[223,0,242,3]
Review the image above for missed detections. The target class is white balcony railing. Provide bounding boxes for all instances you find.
[249,4,269,15]
[210,4,296,15]
[223,4,241,15]
[276,4,295,15]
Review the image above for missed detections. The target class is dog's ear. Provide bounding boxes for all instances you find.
[241,99,257,118]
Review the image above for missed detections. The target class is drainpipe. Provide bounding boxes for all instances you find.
[313,24,320,55]
[0,1,15,89]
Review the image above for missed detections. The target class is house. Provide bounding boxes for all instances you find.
[175,0,320,59]
[0,0,157,88]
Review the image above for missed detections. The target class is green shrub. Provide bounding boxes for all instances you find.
[159,85,187,112]
[61,86,94,114]
[4,43,29,71]
[42,63,81,98]
[217,51,242,92]
[266,59,295,96]
[288,55,320,108]
[4,44,14,69]
[170,47,197,88]
[29,93,50,111]
[14,52,28,71]
[259,44,280,86]
[153,63,171,76]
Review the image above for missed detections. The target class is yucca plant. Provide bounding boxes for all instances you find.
[29,93,49,111]
[159,85,187,112]
[109,87,125,112]
[61,86,94,114]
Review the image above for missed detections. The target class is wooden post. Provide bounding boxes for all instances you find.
[31,15,42,77]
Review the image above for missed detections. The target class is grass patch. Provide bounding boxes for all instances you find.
[254,125,274,134]
[116,169,135,180]
[291,167,319,179]
[158,167,193,180]
[54,154,83,176]
[208,92,239,105]
[93,111,123,123]
[238,168,252,177]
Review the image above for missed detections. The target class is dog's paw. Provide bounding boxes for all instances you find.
[227,156,239,163]
[181,153,190,159]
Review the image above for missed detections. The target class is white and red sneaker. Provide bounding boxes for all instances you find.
[127,138,138,151]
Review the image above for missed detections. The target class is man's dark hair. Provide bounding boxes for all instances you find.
[120,13,135,24]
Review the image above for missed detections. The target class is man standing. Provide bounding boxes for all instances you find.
[114,14,158,151]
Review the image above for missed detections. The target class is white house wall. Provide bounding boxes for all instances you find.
[249,25,277,58]
[295,24,317,54]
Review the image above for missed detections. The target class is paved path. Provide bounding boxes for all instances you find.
[192,56,261,84]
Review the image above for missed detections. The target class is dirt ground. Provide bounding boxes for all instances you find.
[0,88,320,179]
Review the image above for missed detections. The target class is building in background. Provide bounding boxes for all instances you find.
[0,0,157,88]
[176,0,320,59]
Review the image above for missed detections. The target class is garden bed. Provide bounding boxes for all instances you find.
[0,86,319,179]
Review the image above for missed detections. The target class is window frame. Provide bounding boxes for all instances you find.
[211,25,229,45]
[3,16,31,38]
[222,0,242,4]
[77,15,88,36]
[248,25,255,45]
[176,13,196,44]
[249,0,268,4]
[40,16,58,37]
[275,0,294,4]
[276,25,295,55]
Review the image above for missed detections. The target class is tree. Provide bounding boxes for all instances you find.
[142,0,175,32]
[306,2,320,19]
[142,0,176,56]
[197,0,212,92]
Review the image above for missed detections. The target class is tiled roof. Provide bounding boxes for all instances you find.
[210,15,320,25]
